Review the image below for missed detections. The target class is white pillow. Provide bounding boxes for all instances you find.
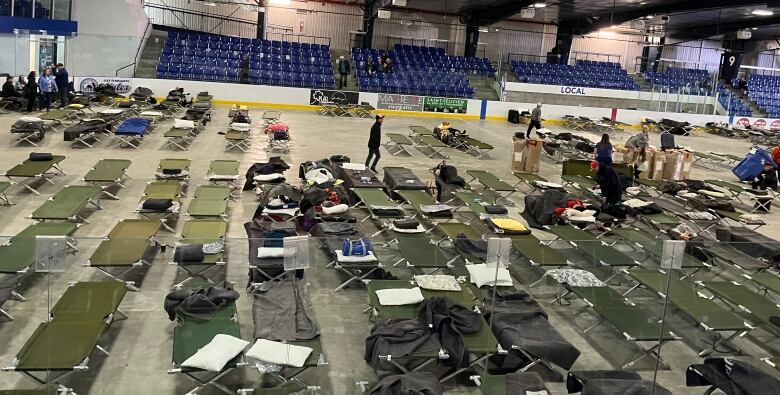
[181,334,249,372]
[246,339,312,368]
[232,123,251,132]
[20,116,42,122]
[335,250,377,263]
[175,119,196,129]
[258,247,284,258]
[341,163,366,171]
[140,111,163,116]
[254,173,284,182]
[466,264,513,288]
[389,224,426,234]
[322,203,348,214]
[263,207,300,216]
[375,287,424,306]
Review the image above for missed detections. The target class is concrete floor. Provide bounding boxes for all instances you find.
[0,103,778,395]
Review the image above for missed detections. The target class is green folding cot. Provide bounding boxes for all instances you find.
[436,221,483,244]
[566,285,681,368]
[508,233,572,268]
[471,374,511,394]
[366,280,502,383]
[86,219,163,291]
[173,219,228,287]
[238,383,320,395]
[415,134,449,158]
[392,232,458,273]
[465,170,517,203]
[163,126,196,151]
[31,185,102,223]
[0,222,79,275]
[0,181,12,205]
[698,242,769,273]
[460,137,494,158]
[169,303,245,394]
[194,93,213,103]
[698,280,780,336]
[2,282,127,384]
[187,185,230,219]
[408,125,433,138]
[262,111,282,122]
[453,190,496,223]
[712,208,765,230]
[83,159,131,199]
[5,155,66,195]
[545,225,640,281]
[351,188,405,219]
[626,211,680,229]
[156,158,191,183]
[225,128,249,152]
[610,227,710,277]
[623,269,753,356]
[38,108,80,131]
[384,133,414,156]
[396,189,453,221]
[206,160,240,185]
[742,272,780,297]
[706,179,748,203]
[633,178,665,196]
[136,181,183,232]
[511,171,548,193]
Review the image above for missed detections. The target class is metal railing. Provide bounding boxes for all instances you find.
[264,31,331,47]
[114,18,153,77]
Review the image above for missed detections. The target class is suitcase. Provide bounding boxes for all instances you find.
[508,110,520,124]
[660,133,676,150]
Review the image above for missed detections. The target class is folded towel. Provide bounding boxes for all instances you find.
[321,203,348,215]
[174,119,196,129]
[375,287,424,306]
[465,264,513,288]
[254,173,284,182]
[335,250,377,263]
[484,205,508,215]
[393,219,420,229]
[246,339,312,368]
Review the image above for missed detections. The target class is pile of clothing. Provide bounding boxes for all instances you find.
[254,183,302,220]
[243,157,290,191]
[164,281,239,321]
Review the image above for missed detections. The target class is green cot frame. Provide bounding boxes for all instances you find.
[396,189,453,222]
[698,280,780,337]
[697,242,768,273]
[511,171,548,193]
[391,232,458,273]
[226,129,249,152]
[137,181,184,232]
[173,219,228,288]
[31,185,102,223]
[262,111,281,121]
[351,187,405,219]
[545,225,640,282]
[5,155,66,196]
[0,222,79,275]
[83,159,131,199]
[452,190,498,224]
[435,221,484,245]
[384,133,413,156]
[86,219,163,291]
[365,280,503,383]
[0,180,13,205]
[408,125,433,138]
[206,160,240,185]
[156,158,191,183]
[187,185,231,219]
[465,170,518,203]
[565,284,681,368]
[457,136,494,159]
[168,304,245,394]
[741,272,780,297]
[163,126,196,151]
[623,269,753,356]
[415,134,449,159]
[609,227,710,277]
[2,282,127,385]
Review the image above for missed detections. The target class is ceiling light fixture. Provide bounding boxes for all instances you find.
[533,2,547,8]
[752,27,759,30]
[478,27,489,33]
[646,15,653,19]
[204,1,217,6]
[752,9,774,16]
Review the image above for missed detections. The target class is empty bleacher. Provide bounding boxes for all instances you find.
[645,67,710,91]
[746,74,780,118]
[156,31,335,89]
[352,44,489,98]
[0,0,48,18]
[716,84,752,116]
[511,60,640,90]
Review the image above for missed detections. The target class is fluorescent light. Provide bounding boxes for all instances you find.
[752,27,759,30]
[646,15,653,19]
[533,2,547,8]
[478,28,489,33]
[204,1,216,6]
[752,9,774,16]
[269,0,292,5]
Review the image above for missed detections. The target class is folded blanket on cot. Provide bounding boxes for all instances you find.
[116,118,150,134]
[375,287,425,306]
[466,264,513,288]
[164,282,240,320]
[335,250,377,263]
[544,269,604,287]
[413,275,461,291]
[174,244,205,263]
[246,339,312,368]
[255,173,284,182]
[138,200,180,213]
[420,204,453,214]
[252,280,320,341]
[181,334,249,372]
[258,247,285,259]
[389,224,426,233]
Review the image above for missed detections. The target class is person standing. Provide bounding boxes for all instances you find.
[526,103,542,138]
[54,63,69,106]
[24,71,38,113]
[38,68,57,112]
[594,133,613,165]
[337,56,350,90]
[365,114,384,172]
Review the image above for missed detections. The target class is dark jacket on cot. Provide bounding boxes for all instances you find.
[2,81,18,98]
[368,122,382,148]
[595,164,622,204]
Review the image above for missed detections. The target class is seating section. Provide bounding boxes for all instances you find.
[157,31,334,89]
[352,46,480,98]
[745,75,780,118]
[716,84,752,116]
[511,60,639,91]
[645,67,710,90]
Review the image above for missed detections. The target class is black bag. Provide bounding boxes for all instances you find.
[661,133,676,150]
[393,219,419,229]
[484,205,508,215]
[29,152,52,161]
[508,109,520,124]
[142,198,173,211]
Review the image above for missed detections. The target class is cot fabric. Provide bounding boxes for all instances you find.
[83,159,131,182]
[31,185,101,221]
[0,223,79,273]
[173,305,240,366]
[6,155,65,177]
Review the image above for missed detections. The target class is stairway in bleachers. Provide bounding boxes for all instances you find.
[135,29,169,78]
[718,80,765,117]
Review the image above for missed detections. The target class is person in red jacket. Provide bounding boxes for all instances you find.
[772,145,780,167]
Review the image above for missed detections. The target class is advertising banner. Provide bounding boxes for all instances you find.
[377,93,424,111]
[75,77,133,95]
[423,97,468,113]
[309,89,359,105]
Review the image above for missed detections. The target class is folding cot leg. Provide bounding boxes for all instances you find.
[621,283,642,297]
[333,264,381,292]
[96,345,110,356]
[93,266,141,292]
[517,348,564,380]
[583,317,605,333]
[439,353,491,383]
[11,291,26,302]
[0,308,14,320]
[698,330,746,357]
[622,340,668,369]
[8,177,42,196]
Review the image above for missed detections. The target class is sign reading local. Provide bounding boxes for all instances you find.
[560,86,586,95]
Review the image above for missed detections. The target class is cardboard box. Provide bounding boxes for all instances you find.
[662,151,679,181]
[511,137,526,171]
[524,138,543,173]
[612,147,626,164]
[673,151,695,180]
[649,150,666,180]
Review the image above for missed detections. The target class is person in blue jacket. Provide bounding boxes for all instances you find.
[54,63,69,106]
[594,133,613,165]
[38,67,57,112]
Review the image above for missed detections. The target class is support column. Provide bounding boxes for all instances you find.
[256,8,265,40]
[553,23,574,65]
[363,0,376,49]
[464,17,479,58]
[652,36,665,72]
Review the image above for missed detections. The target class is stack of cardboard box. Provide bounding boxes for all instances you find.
[612,146,694,181]
[511,137,544,173]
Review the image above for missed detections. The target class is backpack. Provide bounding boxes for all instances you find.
[342,238,372,256]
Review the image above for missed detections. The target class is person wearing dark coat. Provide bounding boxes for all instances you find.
[1,76,18,98]
[752,162,778,191]
[591,160,622,204]
[24,71,38,113]
[337,56,350,89]
[53,63,69,106]
[365,114,384,172]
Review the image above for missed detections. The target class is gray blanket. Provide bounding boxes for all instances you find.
[484,290,581,370]
[521,189,576,229]
[164,281,239,321]
[252,280,320,341]
[506,372,550,395]
[364,319,441,374]
[368,372,443,395]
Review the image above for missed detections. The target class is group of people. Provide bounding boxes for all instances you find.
[336,54,395,89]
[0,63,70,113]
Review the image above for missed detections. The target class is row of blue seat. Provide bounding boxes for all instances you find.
[157,67,335,89]
[357,77,474,98]
[716,85,752,116]
[163,44,331,58]
[160,55,331,68]
[166,34,330,50]
[393,44,447,56]
[157,61,333,76]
